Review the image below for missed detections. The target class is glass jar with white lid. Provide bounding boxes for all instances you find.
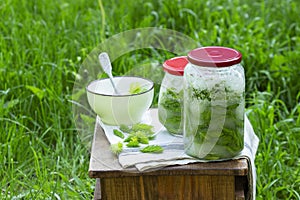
[183,46,245,160]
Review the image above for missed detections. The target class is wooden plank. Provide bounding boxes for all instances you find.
[94,178,101,200]
[89,120,248,178]
[235,176,247,200]
[93,175,249,200]
[210,176,235,199]
[144,175,190,199]
[98,175,236,200]
[142,175,188,200]
[100,176,143,200]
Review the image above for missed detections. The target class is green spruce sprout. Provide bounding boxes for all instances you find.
[140,145,164,153]
[113,129,125,139]
[110,142,123,155]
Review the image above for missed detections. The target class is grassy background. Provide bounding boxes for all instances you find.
[1,0,299,199]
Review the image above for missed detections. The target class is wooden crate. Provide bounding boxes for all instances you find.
[89,121,249,200]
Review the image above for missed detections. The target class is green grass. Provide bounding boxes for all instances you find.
[1,0,300,199]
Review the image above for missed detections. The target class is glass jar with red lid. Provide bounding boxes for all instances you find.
[158,56,188,136]
[183,46,245,160]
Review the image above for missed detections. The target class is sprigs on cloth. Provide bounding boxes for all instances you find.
[110,123,164,154]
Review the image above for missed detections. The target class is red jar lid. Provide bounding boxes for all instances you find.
[163,56,188,76]
[187,46,242,67]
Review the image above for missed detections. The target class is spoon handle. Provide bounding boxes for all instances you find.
[98,52,119,94]
[99,52,112,74]
[108,74,119,94]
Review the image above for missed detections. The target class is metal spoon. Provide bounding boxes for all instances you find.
[98,52,119,94]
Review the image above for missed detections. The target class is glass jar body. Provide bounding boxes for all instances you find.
[183,63,245,160]
[158,73,184,135]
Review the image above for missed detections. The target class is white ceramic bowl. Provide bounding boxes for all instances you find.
[86,76,154,125]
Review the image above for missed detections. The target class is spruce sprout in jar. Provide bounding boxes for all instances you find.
[158,56,188,136]
[183,46,245,160]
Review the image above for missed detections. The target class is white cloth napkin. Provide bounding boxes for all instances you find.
[97,108,259,199]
